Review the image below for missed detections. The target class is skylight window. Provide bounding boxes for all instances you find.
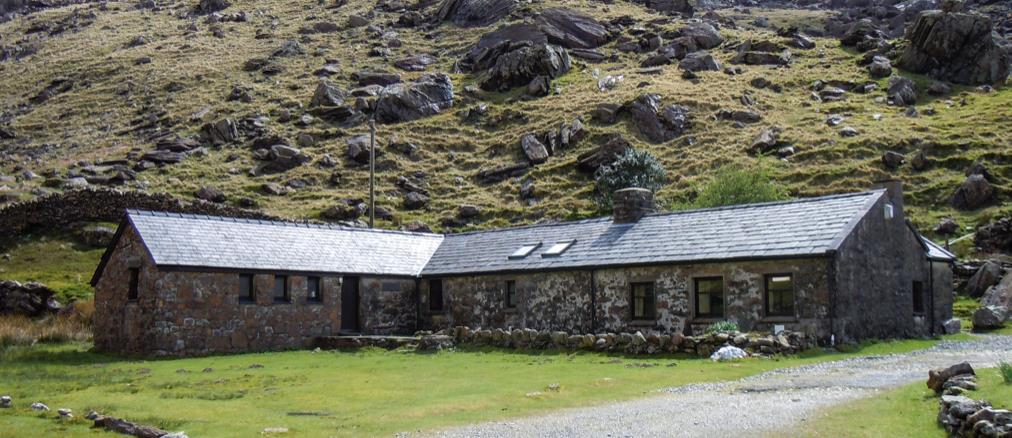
[508,243,541,260]
[542,240,575,257]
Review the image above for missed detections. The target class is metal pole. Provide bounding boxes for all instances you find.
[369,118,376,229]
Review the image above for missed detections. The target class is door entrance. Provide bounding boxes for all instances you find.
[341,276,360,333]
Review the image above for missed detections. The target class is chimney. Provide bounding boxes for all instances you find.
[872,179,905,222]
[612,188,655,224]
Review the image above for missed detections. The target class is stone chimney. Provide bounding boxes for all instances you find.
[872,179,905,223]
[612,188,655,224]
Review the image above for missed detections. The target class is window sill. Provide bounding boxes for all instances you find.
[629,319,656,326]
[272,300,292,305]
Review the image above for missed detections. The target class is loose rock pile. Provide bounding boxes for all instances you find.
[415,326,815,356]
[0,280,61,316]
[930,362,1012,437]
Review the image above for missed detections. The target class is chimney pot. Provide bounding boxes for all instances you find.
[612,188,655,223]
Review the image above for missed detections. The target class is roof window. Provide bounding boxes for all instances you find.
[541,240,575,257]
[508,243,541,260]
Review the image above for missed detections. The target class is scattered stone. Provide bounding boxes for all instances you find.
[535,8,612,49]
[0,396,11,408]
[195,0,229,15]
[679,51,721,73]
[458,205,481,219]
[935,217,959,235]
[972,306,1007,330]
[882,151,905,169]
[347,14,369,28]
[375,73,454,124]
[898,5,1010,85]
[403,192,430,210]
[520,134,550,164]
[942,318,961,335]
[627,94,691,143]
[433,0,517,28]
[31,402,49,411]
[868,56,892,78]
[58,408,73,418]
[195,186,226,203]
[888,76,918,106]
[928,81,952,96]
[966,261,1003,298]
[951,174,995,210]
[839,126,859,137]
[394,54,437,72]
[928,362,975,392]
[749,128,781,154]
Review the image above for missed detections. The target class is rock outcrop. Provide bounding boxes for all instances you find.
[375,73,454,123]
[461,28,571,92]
[0,280,61,316]
[433,0,517,27]
[897,4,1010,85]
[627,94,691,143]
[534,8,612,49]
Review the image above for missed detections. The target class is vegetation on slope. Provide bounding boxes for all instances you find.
[0,0,1009,238]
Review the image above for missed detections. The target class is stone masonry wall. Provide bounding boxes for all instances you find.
[360,277,417,335]
[421,258,832,340]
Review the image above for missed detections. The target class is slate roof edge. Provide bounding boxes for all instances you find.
[824,189,886,251]
[125,209,445,238]
[419,253,835,277]
[439,190,885,239]
[156,264,422,279]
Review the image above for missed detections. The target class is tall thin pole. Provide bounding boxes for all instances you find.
[368,118,376,229]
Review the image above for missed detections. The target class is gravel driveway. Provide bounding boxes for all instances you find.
[425,335,1012,438]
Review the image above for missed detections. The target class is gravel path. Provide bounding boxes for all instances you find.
[426,335,1012,438]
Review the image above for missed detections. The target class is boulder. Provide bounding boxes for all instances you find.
[642,0,692,15]
[195,0,229,14]
[840,19,885,52]
[200,118,239,146]
[676,22,724,50]
[375,73,454,124]
[433,0,517,27]
[882,151,905,169]
[394,54,437,72]
[0,281,61,316]
[710,345,747,361]
[520,134,549,164]
[459,24,547,72]
[262,145,311,173]
[679,51,721,73]
[868,56,892,78]
[966,261,1002,298]
[535,8,611,49]
[972,305,1007,330]
[195,186,226,203]
[927,362,975,392]
[403,192,429,210]
[942,318,961,335]
[576,134,631,172]
[309,81,346,107]
[628,94,691,143]
[974,217,1012,254]
[353,71,401,87]
[897,7,1010,85]
[888,76,918,106]
[749,128,780,154]
[347,135,379,164]
[478,42,570,92]
[951,174,995,210]
[0,396,10,408]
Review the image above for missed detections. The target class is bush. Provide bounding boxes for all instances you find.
[688,160,789,209]
[594,149,667,209]
[1000,361,1012,385]
[705,320,739,334]
[0,303,93,348]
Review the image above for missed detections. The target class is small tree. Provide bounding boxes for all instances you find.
[691,160,789,209]
[594,149,667,209]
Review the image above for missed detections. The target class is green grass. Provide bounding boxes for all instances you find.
[0,231,105,302]
[0,336,969,437]
[806,366,1012,437]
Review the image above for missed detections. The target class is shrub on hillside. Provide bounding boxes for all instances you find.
[688,160,790,209]
[594,149,667,209]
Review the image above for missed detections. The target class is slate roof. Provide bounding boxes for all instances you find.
[921,236,957,262]
[125,210,444,277]
[421,190,885,276]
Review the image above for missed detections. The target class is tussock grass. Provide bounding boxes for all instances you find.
[0,310,92,348]
[1000,362,1012,385]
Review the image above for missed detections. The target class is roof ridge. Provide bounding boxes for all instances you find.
[125,209,444,238]
[441,190,881,238]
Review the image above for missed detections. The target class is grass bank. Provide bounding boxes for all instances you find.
[0,336,968,437]
[805,365,1012,437]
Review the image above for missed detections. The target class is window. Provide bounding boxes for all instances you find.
[239,274,255,303]
[307,276,322,303]
[694,277,724,318]
[429,279,444,312]
[764,274,795,317]
[912,281,925,314]
[505,280,517,308]
[128,268,139,301]
[382,281,401,292]
[884,203,895,220]
[631,282,656,320]
[509,243,541,260]
[274,275,289,303]
[541,240,575,257]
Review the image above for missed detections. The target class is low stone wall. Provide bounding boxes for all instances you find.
[317,326,817,357]
[931,362,1011,437]
[0,188,276,233]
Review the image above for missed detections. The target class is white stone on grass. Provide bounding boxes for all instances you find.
[710,345,748,362]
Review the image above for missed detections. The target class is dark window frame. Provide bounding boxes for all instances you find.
[630,282,656,320]
[273,275,290,304]
[239,273,255,304]
[307,276,322,304]
[912,281,925,315]
[428,279,444,312]
[764,274,796,318]
[694,276,725,319]
[505,280,517,309]
[127,268,140,301]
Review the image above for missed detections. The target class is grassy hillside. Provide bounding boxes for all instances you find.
[1,0,1009,237]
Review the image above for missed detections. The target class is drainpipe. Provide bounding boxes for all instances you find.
[589,269,597,334]
[928,259,935,336]
[826,251,838,347]
[414,277,421,333]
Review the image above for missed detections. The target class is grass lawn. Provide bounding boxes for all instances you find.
[0,337,966,437]
[0,230,106,303]
[805,365,1012,437]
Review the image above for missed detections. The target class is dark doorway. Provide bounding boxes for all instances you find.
[341,276,360,333]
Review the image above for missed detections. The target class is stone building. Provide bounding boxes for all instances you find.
[92,182,955,356]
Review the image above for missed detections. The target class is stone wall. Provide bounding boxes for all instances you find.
[420,258,833,339]
[0,188,275,233]
[94,222,426,356]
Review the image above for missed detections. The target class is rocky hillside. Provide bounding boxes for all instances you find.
[0,0,1009,238]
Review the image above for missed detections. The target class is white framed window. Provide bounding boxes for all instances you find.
[508,243,541,259]
[541,240,575,257]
